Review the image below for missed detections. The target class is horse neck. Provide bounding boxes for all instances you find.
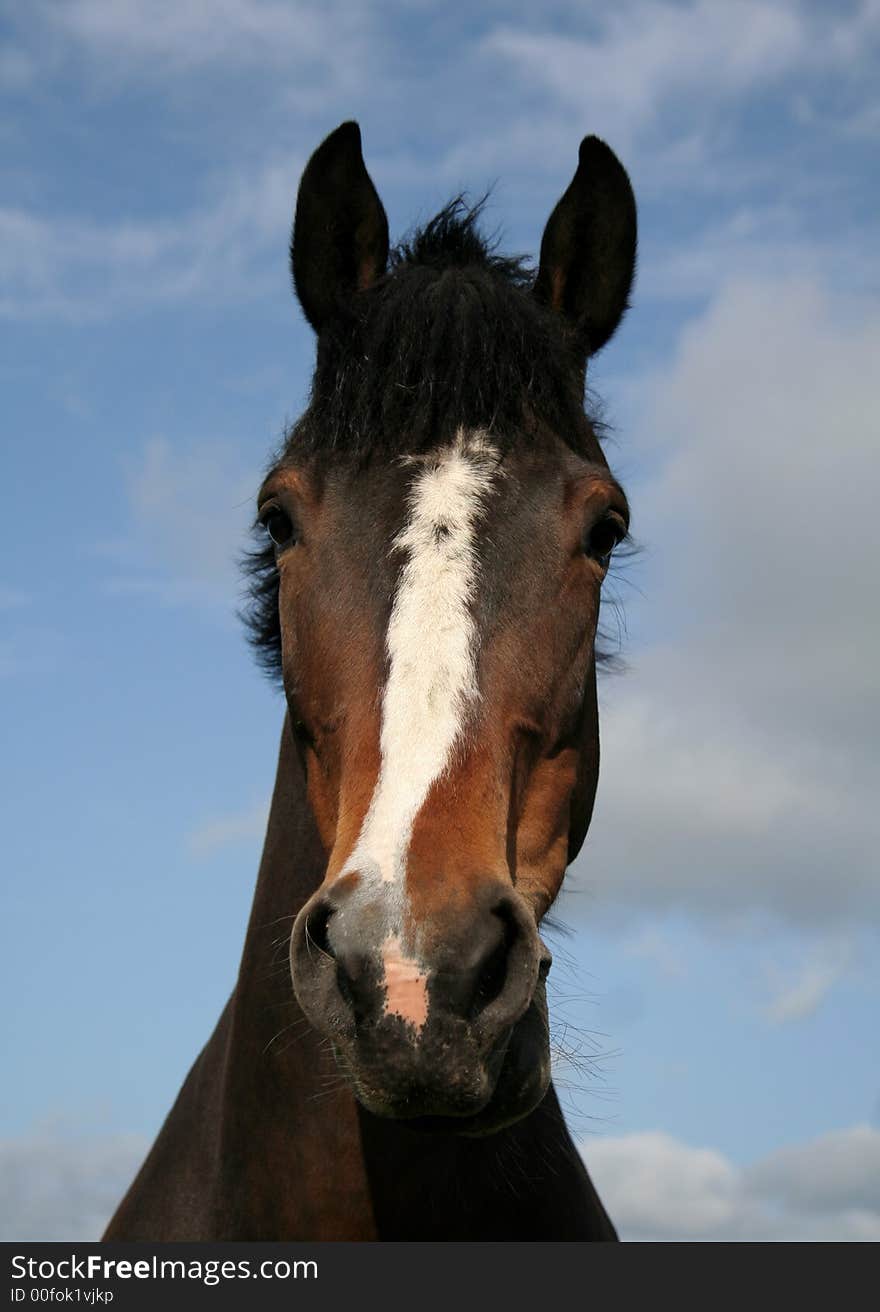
[234,713,322,1011]
[208,715,374,1236]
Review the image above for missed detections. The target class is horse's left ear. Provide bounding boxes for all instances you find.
[535,136,637,358]
[291,120,389,334]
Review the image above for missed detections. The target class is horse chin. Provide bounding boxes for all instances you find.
[416,992,552,1138]
[345,983,552,1138]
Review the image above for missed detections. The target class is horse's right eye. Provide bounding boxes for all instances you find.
[260,506,296,548]
[584,512,626,569]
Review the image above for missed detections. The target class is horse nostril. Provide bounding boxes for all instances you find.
[291,891,382,1035]
[467,904,519,1021]
[468,938,507,1019]
[336,949,385,1026]
[303,900,334,961]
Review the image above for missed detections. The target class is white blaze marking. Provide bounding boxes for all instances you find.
[341,431,497,907]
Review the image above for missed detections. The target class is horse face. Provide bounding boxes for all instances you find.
[260,426,627,1132]
[257,121,636,1133]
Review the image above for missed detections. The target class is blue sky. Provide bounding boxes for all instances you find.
[2,0,879,1241]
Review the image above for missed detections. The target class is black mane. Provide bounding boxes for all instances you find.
[290,198,593,461]
[242,200,615,682]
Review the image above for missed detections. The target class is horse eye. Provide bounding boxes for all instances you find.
[585,514,625,568]
[260,506,295,548]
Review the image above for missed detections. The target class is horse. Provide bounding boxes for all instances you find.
[103,121,637,1242]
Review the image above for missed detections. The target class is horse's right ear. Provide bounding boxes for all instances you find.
[291,121,389,334]
[535,136,637,359]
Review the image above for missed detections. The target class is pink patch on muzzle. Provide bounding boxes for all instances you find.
[381,935,429,1033]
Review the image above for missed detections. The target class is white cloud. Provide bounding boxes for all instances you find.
[642,204,880,303]
[624,927,686,979]
[186,798,269,855]
[37,0,372,87]
[0,156,296,320]
[0,1129,148,1242]
[584,1124,880,1240]
[577,275,880,927]
[484,1,804,147]
[482,1,880,152]
[745,1124,880,1215]
[103,436,260,607]
[762,937,854,1025]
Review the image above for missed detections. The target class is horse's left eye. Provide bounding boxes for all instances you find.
[585,514,626,568]
[260,506,296,548]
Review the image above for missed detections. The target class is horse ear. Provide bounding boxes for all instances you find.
[291,121,389,334]
[535,136,637,358]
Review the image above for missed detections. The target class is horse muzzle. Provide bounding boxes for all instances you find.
[290,876,551,1128]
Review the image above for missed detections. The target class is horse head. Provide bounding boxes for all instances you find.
[248,122,636,1135]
